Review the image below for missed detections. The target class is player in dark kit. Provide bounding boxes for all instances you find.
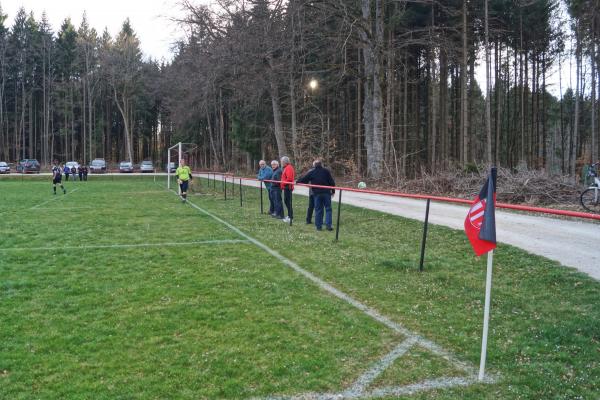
[52,161,66,195]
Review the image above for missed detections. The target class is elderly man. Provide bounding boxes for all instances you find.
[280,156,295,223]
[270,160,284,219]
[257,160,274,214]
[297,158,336,231]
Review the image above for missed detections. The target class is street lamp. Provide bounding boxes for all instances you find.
[308,79,318,90]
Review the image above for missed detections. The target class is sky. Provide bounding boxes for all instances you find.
[1,0,186,62]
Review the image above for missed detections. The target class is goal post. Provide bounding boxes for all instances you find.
[166,142,200,194]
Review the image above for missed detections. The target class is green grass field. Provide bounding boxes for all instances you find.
[1,175,599,399]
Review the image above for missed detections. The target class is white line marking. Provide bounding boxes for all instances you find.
[0,239,250,252]
[170,191,497,398]
[367,376,490,398]
[342,338,417,397]
[30,188,80,209]
[31,206,92,211]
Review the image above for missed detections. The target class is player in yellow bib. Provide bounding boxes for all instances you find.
[176,159,193,202]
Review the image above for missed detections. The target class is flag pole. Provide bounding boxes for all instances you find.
[478,249,494,381]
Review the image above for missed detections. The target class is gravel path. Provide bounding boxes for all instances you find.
[206,174,600,281]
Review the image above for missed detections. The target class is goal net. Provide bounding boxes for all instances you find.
[166,142,201,194]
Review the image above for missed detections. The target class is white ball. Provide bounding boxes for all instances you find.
[357,181,367,189]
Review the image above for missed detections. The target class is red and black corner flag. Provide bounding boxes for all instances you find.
[464,167,497,256]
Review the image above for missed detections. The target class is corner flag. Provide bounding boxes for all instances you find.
[466,167,498,381]
[464,168,497,256]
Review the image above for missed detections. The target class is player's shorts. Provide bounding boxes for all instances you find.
[180,180,189,192]
[52,176,62,184]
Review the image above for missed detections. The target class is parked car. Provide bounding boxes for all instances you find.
[119,161,134,173]
[89,158,107,173]
[139,160,155,173]
[65,161,80,171]
[166,162,176,173]
[0,161,10,174]
[16,159,41,173]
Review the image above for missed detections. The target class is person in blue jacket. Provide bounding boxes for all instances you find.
[257,160,274,214]
[63,165,70,181]
[297,158,336,231]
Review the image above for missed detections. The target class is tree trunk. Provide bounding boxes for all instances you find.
[461,0,469,165]
[370,0,384,179]
[113,88,133,163]
[572,26,581,176]
[484,0,492,165]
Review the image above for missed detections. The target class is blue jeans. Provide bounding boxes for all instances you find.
[267,185,275,214]
[306,193,315,223]
[270,188,283,218]
[314,193,332,229]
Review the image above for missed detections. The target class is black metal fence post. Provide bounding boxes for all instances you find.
[260,181,264,214]
[239,178,243,207]
[224,175,227,200]
[335,190,343,241]
[419,198,431,272]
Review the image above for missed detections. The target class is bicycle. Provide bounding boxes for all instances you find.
[580,162,600,213]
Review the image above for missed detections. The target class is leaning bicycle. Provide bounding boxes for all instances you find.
[580,162,600,213]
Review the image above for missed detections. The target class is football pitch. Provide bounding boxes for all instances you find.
[1,176,599,399]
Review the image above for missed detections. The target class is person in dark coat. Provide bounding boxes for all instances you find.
[270,160,284,219]
[297,159,336,231]
[299,161,316,224]
[78,164,83,181]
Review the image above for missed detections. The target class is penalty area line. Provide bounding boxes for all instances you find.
[0,239,250,252]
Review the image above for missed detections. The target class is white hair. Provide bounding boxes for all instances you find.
[280,156,290,165]
[271,160,279,166]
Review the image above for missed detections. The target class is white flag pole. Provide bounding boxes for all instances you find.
[478,249,494,381]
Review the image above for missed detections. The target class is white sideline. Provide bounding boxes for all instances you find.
[0,239,250,252]
[175,191,495,398]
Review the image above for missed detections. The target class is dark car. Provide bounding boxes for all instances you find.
[90,159,107,173]
[16,159,41,173]
[119,161,134,173]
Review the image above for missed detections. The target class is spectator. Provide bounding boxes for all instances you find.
[257,160,274,214]
[298,161,317,224]
[270,160,284,219]
[297,158,336,231]
[78,164,83,181]
[280,156,295,223]
[64,165,70,181]
[82,165,88,181]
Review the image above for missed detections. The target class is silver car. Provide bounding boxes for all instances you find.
[119,161,134,173]
[0,161,10,174]
[90,159,107,173]
[139,160,155,173]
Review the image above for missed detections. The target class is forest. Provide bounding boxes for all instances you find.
[0,0,598,182]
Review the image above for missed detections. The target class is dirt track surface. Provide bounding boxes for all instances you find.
[208,174,600,281]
